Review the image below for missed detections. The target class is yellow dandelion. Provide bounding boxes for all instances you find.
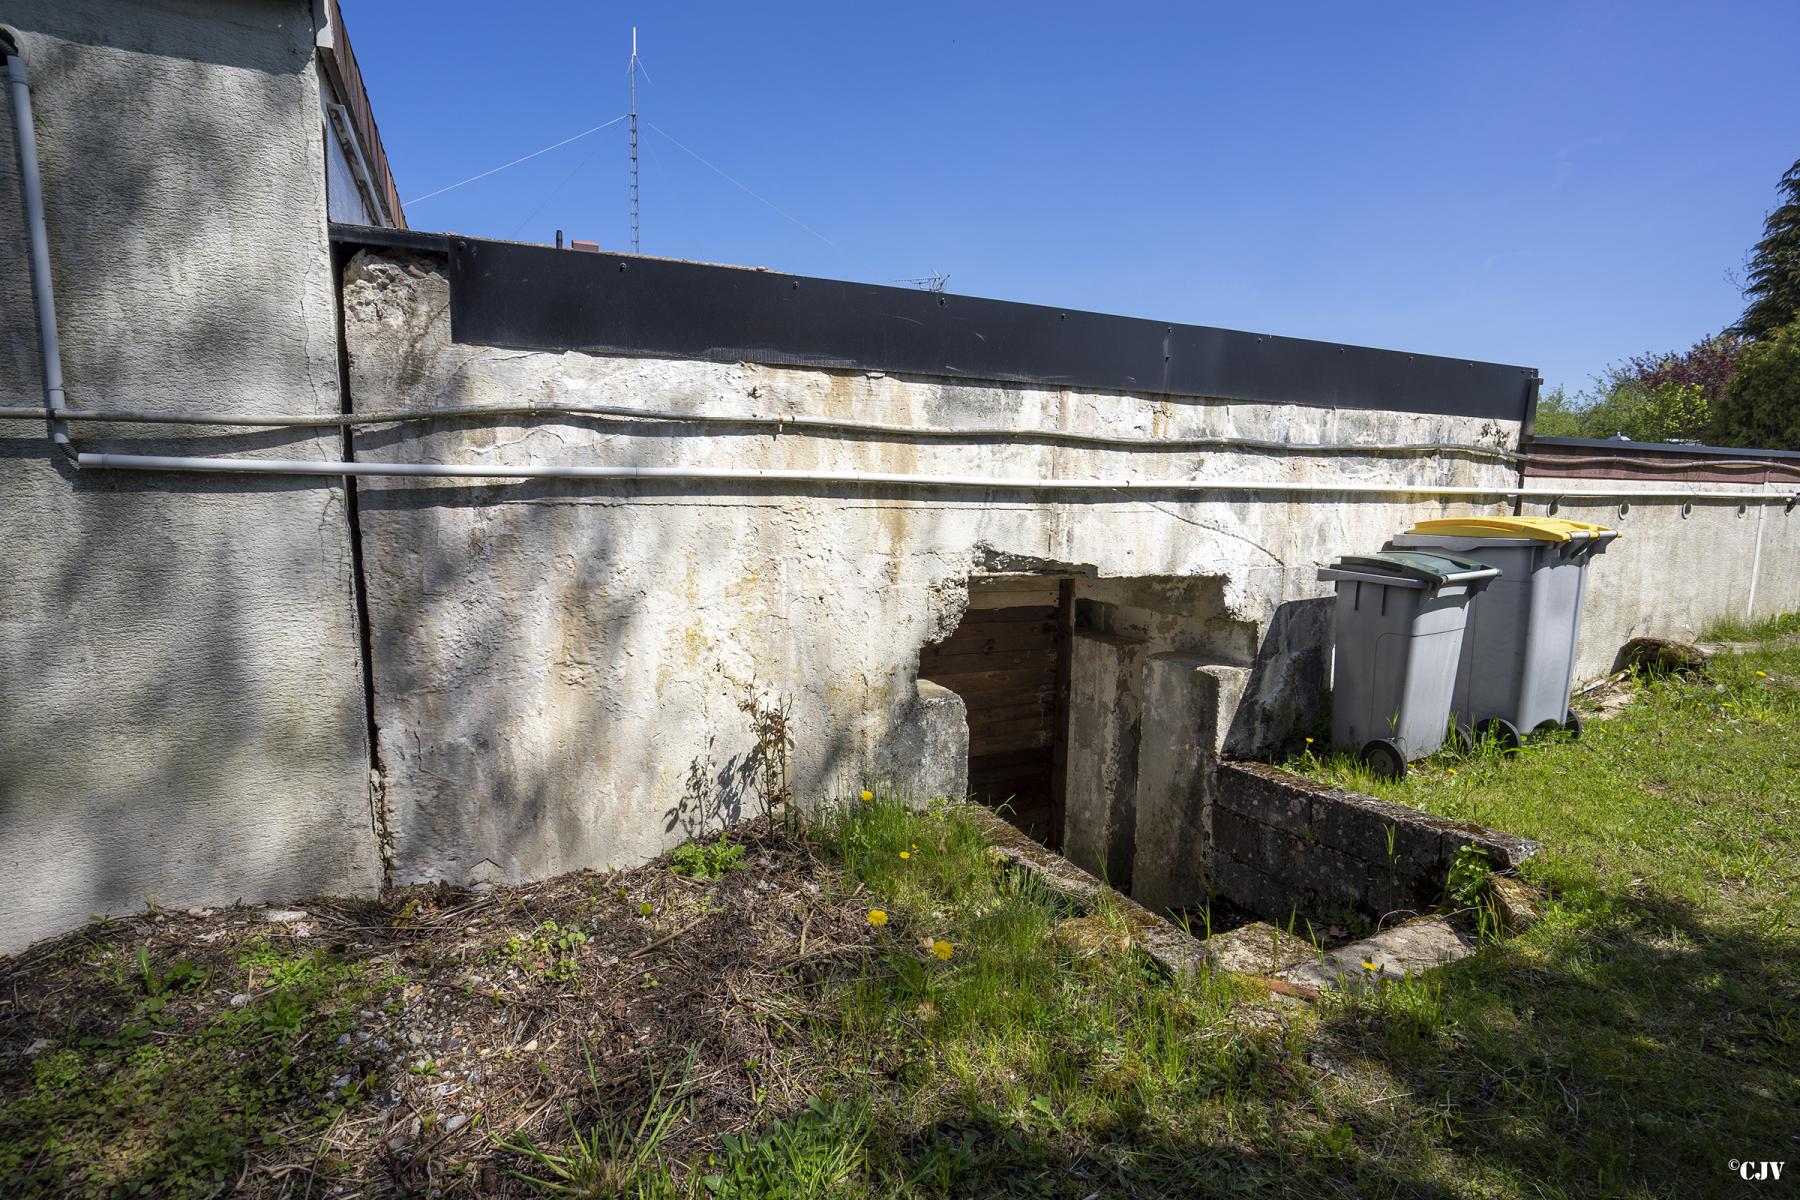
[1362,960,1377,971]
[867,909,888,926]
[1448,768,1457,776]
[1305,737,1315,745]
[930,940,954,960]
[1755,670,1768,678]
[899,851,911,860]
[859,789,874,802]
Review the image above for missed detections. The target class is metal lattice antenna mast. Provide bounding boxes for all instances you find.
[628,27,640,252]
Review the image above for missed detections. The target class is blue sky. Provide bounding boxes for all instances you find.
[348,1,1800,395]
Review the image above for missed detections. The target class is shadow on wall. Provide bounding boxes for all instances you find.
[0,7,381,949]
[1225,597,1331,761]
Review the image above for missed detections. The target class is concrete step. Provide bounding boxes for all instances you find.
[1277,915,1475,993]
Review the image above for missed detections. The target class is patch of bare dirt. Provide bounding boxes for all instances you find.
[0,820,885,1196]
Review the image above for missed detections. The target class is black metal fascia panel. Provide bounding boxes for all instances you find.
[1526,435,1800,463]
[329,222,452,255]
[425,234,1536,422]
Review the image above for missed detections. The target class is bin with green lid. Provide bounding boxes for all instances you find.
[1390,514,1620,746]
[1319,550,1501,779]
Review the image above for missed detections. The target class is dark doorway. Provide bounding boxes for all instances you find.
[919,576,1073,848]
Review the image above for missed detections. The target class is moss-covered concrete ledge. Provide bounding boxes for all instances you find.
[962,805,1211,978]
[1213,762,1540,923]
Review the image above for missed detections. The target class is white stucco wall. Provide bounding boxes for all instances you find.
[341,251,1522,888]
[0,0,378,952]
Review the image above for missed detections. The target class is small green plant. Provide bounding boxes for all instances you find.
[669,836,747,880]
[496,1049,693,1197]
[739,686,797,830]
[702,1097,873,1198]
[496,920,590,984]
[1444,843,1493,910]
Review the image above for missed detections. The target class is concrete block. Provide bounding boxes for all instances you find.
[1061,631,1146,887]
[876,681,968,804]
[1129,658,1249,914]
[1202,921,1319,976]
[1279,916,1475,993]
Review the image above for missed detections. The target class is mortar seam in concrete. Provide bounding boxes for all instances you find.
[331,241,394,890]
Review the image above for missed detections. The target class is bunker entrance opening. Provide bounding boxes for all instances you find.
[919,575,1074,849]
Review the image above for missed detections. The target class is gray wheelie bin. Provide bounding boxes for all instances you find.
[1320,550,1501,779]
[1389,516,1619,746]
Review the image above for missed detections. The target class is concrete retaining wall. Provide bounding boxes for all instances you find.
[1519,490,1800,681]
[1211,762,1539,922]
[0,1,378,953]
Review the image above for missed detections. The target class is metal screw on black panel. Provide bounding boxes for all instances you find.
[792,280,801,289]
[619,262,628,271]
[938,297,947,307]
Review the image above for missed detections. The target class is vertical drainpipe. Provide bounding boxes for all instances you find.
[2,30,73,461]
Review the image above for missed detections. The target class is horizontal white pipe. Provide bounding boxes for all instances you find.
[0,402,1521,461]
[75,450,1799,503]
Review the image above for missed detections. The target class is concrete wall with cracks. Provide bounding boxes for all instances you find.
[2,5,1792,954]
[340,250,1520,896]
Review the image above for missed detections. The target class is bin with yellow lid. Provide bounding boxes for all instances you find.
[1389,514,1619,745]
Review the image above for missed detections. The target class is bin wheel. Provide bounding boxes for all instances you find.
[1454,725,1476,755]
[1477,718,1523,752]
[1360,739,1408,781]
[1563,712,1583,741]
[1532,719,1563,738]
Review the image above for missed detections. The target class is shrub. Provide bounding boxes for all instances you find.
[1711,319,1800,450]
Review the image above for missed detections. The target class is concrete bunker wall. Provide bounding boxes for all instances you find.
[1528,492,1800,680]
[340,250,1523,895]
[0,2,378,953]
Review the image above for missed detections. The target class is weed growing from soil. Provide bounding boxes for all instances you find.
[669,836,748,881]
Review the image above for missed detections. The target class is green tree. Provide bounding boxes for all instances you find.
[1531,385,1586,437]
[1712,319,1800,449]
[1732,158,1800,340]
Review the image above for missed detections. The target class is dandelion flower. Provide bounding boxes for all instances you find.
[1448,768,1457,776]
[859,789,874,802]
[899,851,911,860]
[1362,960,1377,971]
[1755,670,1768,678]
[867,909,888,926]
[1305,737,1315,745]
[930,940,954,960]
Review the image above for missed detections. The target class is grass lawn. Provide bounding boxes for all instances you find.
[2,627,1795,1197]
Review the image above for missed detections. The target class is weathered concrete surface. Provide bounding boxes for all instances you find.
[0,2,378,952]
[1279,916,1475,993]
[1200,921,1318,976]
[1212,762,1538,923]
[1130,660,1249,913]
[341,252,1522,889]
[970,805,1207,979]
[875,681,968,804]
[1061,630,1146,887]
[1520,492,1800,682]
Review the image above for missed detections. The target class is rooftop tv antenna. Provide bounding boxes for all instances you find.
[899,270,951,293]
[628,28,644,252]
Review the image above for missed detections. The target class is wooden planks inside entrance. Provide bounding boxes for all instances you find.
[919,578,1073,848]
